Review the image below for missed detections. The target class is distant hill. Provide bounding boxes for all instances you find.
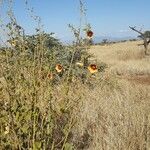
[60,36,137,45]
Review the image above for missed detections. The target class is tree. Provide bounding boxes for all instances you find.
[7,32,62,52]
[102,39,108,45]
[129,26,150,55]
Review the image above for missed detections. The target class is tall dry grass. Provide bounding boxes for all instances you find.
[72,79,150,150]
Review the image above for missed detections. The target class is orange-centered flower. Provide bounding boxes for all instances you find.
[55,64,63,73]
[87,30,93,38]
[88,64,98,74]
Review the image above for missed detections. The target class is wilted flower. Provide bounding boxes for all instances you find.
[88,64,98,74]
[55,64,63,73]
[4,126,9,135]
[76,62,84,67]
[87,30,93,38]
[47,72,53,80]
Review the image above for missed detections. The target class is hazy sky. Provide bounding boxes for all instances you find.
[1,0,150,42]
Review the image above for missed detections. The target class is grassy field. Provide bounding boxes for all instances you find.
[1,39,150,149]
[90,41,150,85]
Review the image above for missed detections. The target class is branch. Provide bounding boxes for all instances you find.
[138,39,150,46]
[129,26,144,37]
[138,43,144,46]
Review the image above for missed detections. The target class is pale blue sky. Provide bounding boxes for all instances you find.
[1,0,150,42]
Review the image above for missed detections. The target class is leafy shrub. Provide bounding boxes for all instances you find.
[0,0,109,149]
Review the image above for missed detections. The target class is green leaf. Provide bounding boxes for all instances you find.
[33,141,42,150]
[21,124,29,133]
[64,143,74,150]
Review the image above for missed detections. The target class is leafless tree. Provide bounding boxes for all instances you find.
[129,26,150,55]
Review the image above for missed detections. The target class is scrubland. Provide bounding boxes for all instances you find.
[1,39,150,150]
[0,0,150,149]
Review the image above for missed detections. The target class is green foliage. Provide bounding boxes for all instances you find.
[144,31,150,38]
[0,93,75,149]
[137,30,150,39]
[24,33,61,53]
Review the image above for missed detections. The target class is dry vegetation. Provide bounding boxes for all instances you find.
[1,38,150,150]
[86,41,150,149]
[90,41,150,77]
[0,0,150,149]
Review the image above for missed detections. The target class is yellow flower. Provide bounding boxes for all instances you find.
[88,64,98,74]
[76,62,84,67]
[55,64,63,73]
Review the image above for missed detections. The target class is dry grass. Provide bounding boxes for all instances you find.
[90,41,150,76]
[73,79,150,150]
